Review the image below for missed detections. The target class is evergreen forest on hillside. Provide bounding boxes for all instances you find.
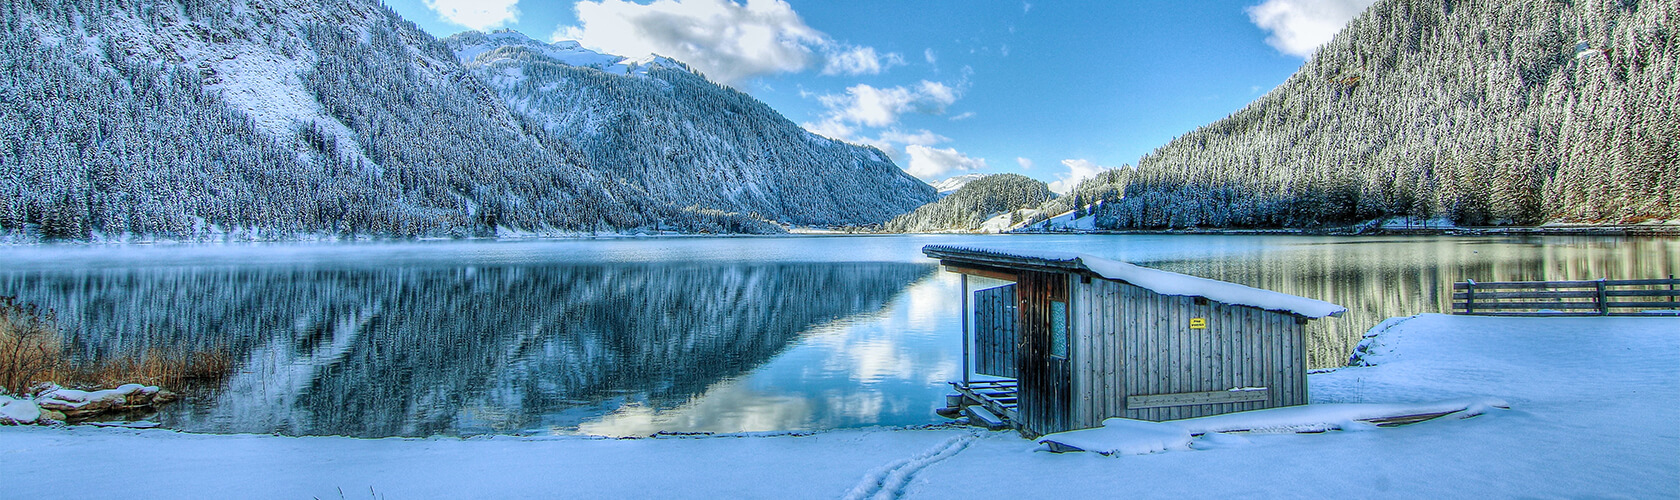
[884,174,1053,232]
[1084,0,1677,229]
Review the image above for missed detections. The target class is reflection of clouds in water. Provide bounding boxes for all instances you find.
[924,358,959,386]
[831,274,968,385]
[577,379,815,437]
[801,280,940,385]
[579,270,965,435]
[825,390,885,424]
[904,274,958,333]
[831,335,916,384]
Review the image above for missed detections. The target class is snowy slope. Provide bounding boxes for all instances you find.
[451,30,680,77]
[442,30,937,227]
[1021,207,1100,232]
[930,174,986,196]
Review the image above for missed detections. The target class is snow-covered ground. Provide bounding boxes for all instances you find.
[1022,208,1100,232]
[1378,216,1461,230]
[3,314,1675,498]
[930,174,987,196]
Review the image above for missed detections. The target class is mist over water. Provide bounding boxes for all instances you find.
[3,235,1673,437]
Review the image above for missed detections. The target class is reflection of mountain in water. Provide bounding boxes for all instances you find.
[1146,237,1678,368]
[0,262,932,437]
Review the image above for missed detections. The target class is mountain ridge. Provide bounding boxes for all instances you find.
[0,0,932,242]
[442,29,935,228]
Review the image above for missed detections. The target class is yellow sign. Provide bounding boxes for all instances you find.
[1189,318,1207,329]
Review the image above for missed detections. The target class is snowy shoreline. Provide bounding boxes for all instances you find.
[1012,224,1680,237]
[3,314,1676,498]
[6,223,1678,246]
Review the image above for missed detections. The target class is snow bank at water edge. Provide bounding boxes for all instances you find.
[1039,395,1511,455]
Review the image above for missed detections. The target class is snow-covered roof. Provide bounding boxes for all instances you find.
[923,245,1345,318]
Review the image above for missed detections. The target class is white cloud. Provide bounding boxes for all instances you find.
[814,81,959,128]
[1048,159,1111,194]
[802,118,857,143]
[877,129,948,147]
[822,46,906,76]
[948,111,976,121]
[558,0,901,84]
[905,145,986,180]
[1023,2,1033,13]
[1016,157,1033,169]
[923,48,937,65]
[1246,0,1378,57]
[425,0,519,31]
[801,79,974,182]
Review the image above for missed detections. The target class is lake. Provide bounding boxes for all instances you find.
[2,234,1674,437]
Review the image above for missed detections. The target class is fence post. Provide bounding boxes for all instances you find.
[1596,279,1609,316]
[1464,280,1475,315]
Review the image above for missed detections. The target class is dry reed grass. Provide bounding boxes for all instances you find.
[0,296,59,395]
[47,348,236,389]
[1,296,235,395]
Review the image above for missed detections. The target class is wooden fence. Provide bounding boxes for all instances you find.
[1453,277,1680,316]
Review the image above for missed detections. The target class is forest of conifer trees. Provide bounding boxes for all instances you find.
[1085,0,1677,229]
[883,174,1052,232]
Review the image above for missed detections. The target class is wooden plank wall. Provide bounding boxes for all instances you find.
[1070,279,1307,427]
[972,284,1019,378]
[1015,270,1072,436]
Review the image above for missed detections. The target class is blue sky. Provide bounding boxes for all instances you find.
[385,0,1375,191]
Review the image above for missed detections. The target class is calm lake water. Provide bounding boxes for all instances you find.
[2,234,1675,437]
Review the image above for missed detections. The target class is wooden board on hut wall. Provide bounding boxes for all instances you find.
[1126,388,1270,409]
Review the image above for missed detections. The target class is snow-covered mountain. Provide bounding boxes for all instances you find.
[442,30,936,227]
[930,174,987,197]
[0,0,931,241]
[450,31,670,77]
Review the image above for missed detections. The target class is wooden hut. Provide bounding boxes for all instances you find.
[924,245,1345,437]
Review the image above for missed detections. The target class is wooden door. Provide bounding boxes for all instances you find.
[1016,270,1071,436]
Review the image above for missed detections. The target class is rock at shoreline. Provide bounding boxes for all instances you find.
[2,384,180,425]
[1,397,43,424]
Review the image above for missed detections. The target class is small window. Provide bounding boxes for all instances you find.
[1050,300,1068,359]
